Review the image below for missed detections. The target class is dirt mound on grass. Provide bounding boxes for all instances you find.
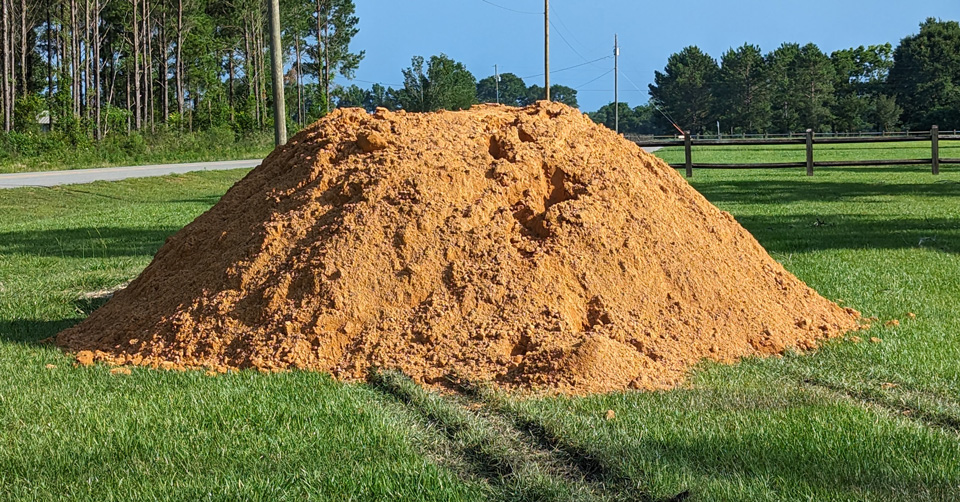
[56,102,861,394]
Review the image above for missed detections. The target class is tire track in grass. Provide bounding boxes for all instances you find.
[459,382,627,483]
[799,376,960,434]
[460,383,692,502]
[369,371,671,501]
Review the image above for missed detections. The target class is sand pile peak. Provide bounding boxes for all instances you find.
[57,102,861,394]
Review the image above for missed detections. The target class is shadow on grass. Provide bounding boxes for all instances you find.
[734,213,960,254]
[688,173,960,254]
[171,195,226,206]
[0,295,109,346]
[0,226,180,258]
[695,178,960,205]
[0,319,79,345]
[638,427,958,499]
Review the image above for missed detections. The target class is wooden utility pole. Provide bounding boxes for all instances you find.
[544,0,549,101]
[614,34,619,133]
[267,0,286,145]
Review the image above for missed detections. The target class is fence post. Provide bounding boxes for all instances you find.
[684,131,693,178]
[932,125,940,175]
[805,129,814,176]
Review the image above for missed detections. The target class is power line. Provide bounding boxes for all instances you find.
[619,69,684,132]
[618,70,647,96]
[550,20,596,68]
[550,4,591,57]
[575,69,613,90]
[478,0,540,15]
[351,78,403,88]
[521,55,612,80]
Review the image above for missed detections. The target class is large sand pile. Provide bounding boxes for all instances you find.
[57,102,861,394]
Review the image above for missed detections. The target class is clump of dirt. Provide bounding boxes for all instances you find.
[57,102,861,394]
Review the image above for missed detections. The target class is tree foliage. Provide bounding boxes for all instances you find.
[0,0,363,139]
[477,72,527,106]
[889,18,960,129]
[475,73,578,109]
[588,102,657,135]
[648,46,718,133]
[830,44,894,131]
[642,28,959,134]
[716,44,770,133]
[526,84,578,108]
[767,43,836,132]
[393,54,477,112]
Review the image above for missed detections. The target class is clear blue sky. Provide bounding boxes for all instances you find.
[346,0,960,112]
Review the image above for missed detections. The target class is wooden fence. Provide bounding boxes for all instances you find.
[630,126,960,177]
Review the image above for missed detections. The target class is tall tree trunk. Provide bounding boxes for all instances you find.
[6,0,16,130]
[125,70,130,132]
[256,22,263,128]
[131,0,141,129]
[248,17,258,127]
[19,0,27,98]
[253,18,260,128]
[144,0,153,130]
[58,0,64,101]
[227,48,234,121]
[260,21,267,128]
[107,51,118,111]
[323,12,329,114]
[315,0,322,114]
[253,20,259,128]
[243,18,253,125]
[93,0,101,138]
[46,3,52,99]
[294,32,302,125]
[2,0,10,131]
[70,0,78,118]
[84,0,92,120]
[160,1,168,122]
[175,0,183,119]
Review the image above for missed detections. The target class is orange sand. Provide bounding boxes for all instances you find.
[57,102,861,394]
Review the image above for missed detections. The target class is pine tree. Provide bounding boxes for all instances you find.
[648,46,718,133]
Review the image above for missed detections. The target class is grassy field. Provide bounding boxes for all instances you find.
[0,128,273,174]
[1,151,959,500]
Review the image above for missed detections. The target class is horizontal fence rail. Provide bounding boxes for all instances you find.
[631,126,958,177]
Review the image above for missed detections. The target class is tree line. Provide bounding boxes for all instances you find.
[332,54,578,113]
[0,0,362,139]
[605,18,960,136]
[4,2,955,150]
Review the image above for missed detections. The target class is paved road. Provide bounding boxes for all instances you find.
[0,147,661,190]
[0,159,262,189]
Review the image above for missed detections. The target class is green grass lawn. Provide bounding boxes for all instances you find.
[1,153,959,500]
